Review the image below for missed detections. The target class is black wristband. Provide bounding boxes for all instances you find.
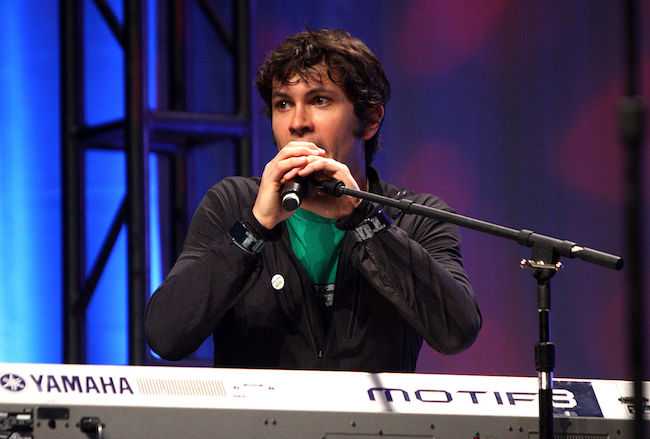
[230,220,265,254]
[336,199,377,230]
[241,208,282,242]
[353,208,392,241]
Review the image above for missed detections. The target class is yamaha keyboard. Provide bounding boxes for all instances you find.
[0,363,647,438]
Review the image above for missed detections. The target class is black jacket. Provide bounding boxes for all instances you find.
[145,169,482,372]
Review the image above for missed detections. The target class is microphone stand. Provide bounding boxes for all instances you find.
[317,180,623,439]
[621,2,647,438]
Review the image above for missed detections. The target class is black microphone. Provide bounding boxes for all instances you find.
[280,177,346,211]
[280,176,309,211]
[313,179,345,197]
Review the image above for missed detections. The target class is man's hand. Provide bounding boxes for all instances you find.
[294,156,362,220]
[252,141,325,229]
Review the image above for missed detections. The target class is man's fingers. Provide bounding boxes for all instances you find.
[296,158,359,192]
[266,156,309,182]
[280,167,300,184]
[275,155,323,183]
[284,140,319,149]
[275,142,325,161]
[297,157,342,177]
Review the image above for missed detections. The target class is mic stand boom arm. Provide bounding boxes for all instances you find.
[319,180,622,270]
[317,179,624,439]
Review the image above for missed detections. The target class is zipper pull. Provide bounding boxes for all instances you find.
[317,349,324,359]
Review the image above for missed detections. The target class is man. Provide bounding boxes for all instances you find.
[145,29,481,372]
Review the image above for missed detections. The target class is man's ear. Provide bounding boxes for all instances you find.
[362,105,385,140]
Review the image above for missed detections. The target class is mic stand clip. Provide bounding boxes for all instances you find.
[520,245,562,439]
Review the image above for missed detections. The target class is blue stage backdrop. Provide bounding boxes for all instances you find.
[0,0,648,379]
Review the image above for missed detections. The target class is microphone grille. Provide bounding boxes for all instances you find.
[281,193,301,211]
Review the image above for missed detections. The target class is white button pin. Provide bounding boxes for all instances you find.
[271,274,285,290]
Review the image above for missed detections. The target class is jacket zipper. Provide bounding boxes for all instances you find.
[320,232,354,359]
[279,233,325,361]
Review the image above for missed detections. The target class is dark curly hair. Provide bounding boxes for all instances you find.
[256,29,391,164]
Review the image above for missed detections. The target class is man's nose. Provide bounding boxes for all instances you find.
[289,105,313,137]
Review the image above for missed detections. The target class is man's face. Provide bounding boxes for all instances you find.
[271,66,371,182]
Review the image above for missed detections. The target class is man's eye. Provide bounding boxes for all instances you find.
[313,96,331,106]
[273,100,290,110]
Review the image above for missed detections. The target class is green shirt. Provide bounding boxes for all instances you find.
[286,208,345,309]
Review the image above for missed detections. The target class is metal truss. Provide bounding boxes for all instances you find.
[60,0,251,365]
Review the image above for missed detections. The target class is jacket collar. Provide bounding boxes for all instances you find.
[367,166,407,220]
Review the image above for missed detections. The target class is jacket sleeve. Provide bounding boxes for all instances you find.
[349,196,482,354]
[144,178,266,360]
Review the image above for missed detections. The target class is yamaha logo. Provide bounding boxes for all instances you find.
[0,373,26,392]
